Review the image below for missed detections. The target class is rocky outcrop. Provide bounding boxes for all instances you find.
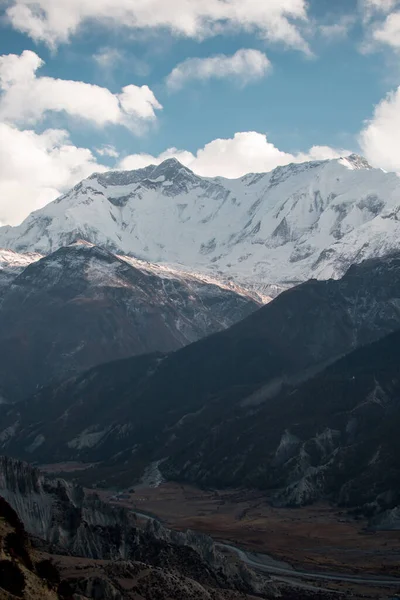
[0,494,60,600]
[0,457,274,597]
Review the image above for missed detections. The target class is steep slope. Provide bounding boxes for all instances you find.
[0,495,59,600]
[1,253,400,496]
[0,156,399,289]
[0,241,260,402]
[0,456,275,599]
[164,328,400,519]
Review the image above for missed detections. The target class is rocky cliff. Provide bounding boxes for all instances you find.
[0,456,274,598]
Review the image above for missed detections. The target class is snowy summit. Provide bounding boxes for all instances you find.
[0,155,399,291]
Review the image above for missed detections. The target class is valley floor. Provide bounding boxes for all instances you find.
[40,463,400,599]
[96,482,400,599]
[91,483,399,575]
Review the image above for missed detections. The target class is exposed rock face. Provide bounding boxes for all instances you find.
[1,254,400,516]
[0,241,260,402]
[0,455,137,560]
[1,156,400,290]
[0,481,327,599]
[0,456,276,599]
[0,494,59,600]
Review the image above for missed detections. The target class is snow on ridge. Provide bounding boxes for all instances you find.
[0,156,399,290]
[0,248,43,269]
[338,154,373,171]
[118,254,270,304]
[68,239,96,248]
[0,239,268,304]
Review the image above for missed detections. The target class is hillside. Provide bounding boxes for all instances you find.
[0,456,277,599]
[1,254,400,517]
[0,241,259,402]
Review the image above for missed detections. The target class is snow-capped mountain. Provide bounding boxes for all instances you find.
[0,154,399,289]
[0,241,260,402]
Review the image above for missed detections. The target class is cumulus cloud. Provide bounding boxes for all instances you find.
[0,50,162,132]
[119,132,350,179]
[5,0,310,53]
[359,86,400,173]
[372,11,400,48]
[0,124,105,225]
[358,0,400,52]
[166,49,271,91]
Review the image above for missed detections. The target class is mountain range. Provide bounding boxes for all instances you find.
[1,156,400,537]
[1,155,400,292]
[1,253,400,523]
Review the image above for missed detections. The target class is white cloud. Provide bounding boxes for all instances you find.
[118,84,161,121]
[119,132,350,179]
[0,50,162,132]
[358,0,400,52]
[372,11,400,48]
[359,85,400,173]
[295,145,354,163]
[166,49,271,91]
[0,123,105,225]
[95,145,120,158]
[6,0,310,53]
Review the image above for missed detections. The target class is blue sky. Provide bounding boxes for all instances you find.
[0,0,400,224]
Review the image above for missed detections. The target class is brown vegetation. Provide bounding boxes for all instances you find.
[97,483,400,577]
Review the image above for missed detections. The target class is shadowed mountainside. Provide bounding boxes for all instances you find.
[1,255,400,519]
[0,241,260,403]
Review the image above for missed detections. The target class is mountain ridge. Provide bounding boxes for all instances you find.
[0,241,260,402]
[2,252,400,513]
[1,155,399,290]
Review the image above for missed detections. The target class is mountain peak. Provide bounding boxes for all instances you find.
[68,239,96,249]
[159,157,183,167]
[150,157,195,180]
[339,153,372,170]
[0,152,398,288]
